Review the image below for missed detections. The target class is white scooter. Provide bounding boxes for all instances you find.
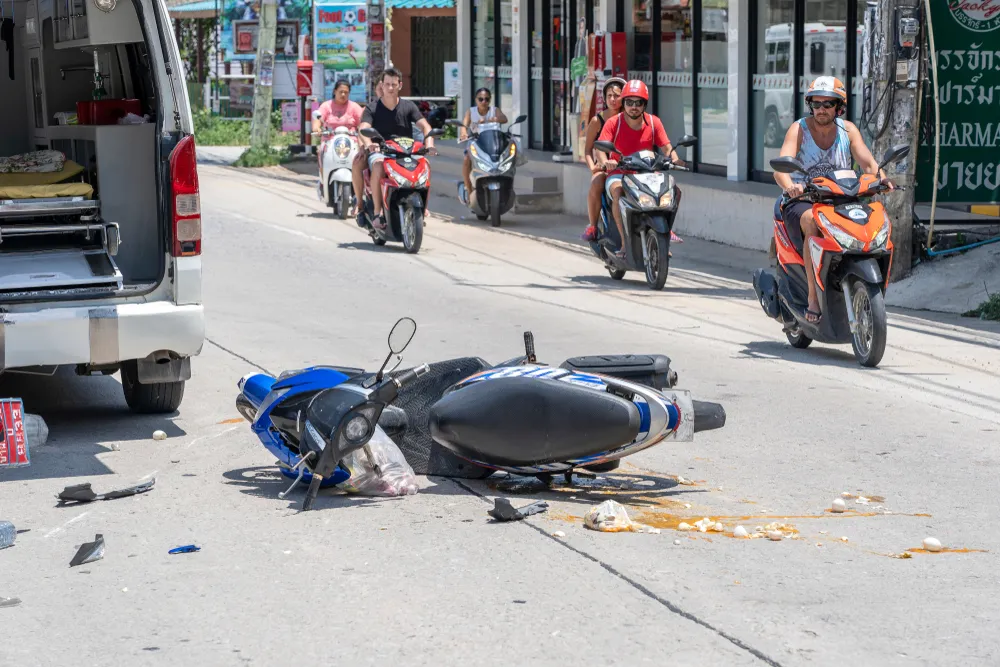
[316,126,359,219]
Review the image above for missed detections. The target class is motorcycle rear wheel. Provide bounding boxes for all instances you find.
[608,267,626,280]
[785,328,813,349]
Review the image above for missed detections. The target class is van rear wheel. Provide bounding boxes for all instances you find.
[121,360,185,414]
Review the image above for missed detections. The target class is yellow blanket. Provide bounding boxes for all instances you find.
[0,183,94,199]
[0,160,85,186]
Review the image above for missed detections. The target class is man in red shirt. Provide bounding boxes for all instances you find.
[595,80,683,258]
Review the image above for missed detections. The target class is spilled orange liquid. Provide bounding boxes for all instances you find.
[906,547,988,555]
[218,418,244,424]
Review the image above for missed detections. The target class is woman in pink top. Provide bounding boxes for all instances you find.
[312,79,364,133]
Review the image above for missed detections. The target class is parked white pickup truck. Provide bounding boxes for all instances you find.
[0,0,204,412]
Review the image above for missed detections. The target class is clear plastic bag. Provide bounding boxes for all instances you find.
[339,426,419,497]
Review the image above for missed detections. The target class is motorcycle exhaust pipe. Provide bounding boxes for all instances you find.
[692,400,726,433]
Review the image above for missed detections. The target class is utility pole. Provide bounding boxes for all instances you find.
[863,0,923,281]
[250,0,278,149]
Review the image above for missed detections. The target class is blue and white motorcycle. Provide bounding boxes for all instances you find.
[235,318,726,510]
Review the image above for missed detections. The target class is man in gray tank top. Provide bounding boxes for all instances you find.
[773,76,894,324]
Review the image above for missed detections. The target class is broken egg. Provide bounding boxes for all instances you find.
[677,522,693,532]
[831,498,847,513]
[673,539,681,545]
[922,537,943,553]
[553,531,566,538]
[733,526,749,538]
[712,522,725,532]
[841,536,849,542]
[152,430,167,441]
[767,531,783,542]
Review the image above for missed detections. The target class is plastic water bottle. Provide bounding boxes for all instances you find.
[0,521,15,549]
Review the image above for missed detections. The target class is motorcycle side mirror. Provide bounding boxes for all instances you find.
[375,317,417,383]
[425,128,446,138]
[878,144,910,170]
[674,134,698,150]
[510,114,528,127]
[445,119,465,128]
[769,156,807,175]
[360,127,383,142]
[593,140,617,155]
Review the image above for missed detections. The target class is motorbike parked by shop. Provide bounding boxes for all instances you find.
[235,317,727,510]
[446,115,528,227]
[752,144,910,368]
[357,126,444,254]
[317,126,359,219]
[589,136,698,290]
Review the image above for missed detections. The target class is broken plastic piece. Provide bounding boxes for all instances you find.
[57,478,155,505]
[0,521,15,549]
[488,498,549,522]
[168,545,201,555]
[0,597,21,608]
[70,534,105,567]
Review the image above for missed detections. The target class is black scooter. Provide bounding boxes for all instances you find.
[446,115,527,227]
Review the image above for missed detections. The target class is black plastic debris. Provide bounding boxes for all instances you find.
[168,545,200,555]
[0,597,21,608]
[488,498,549,522]
[57,478,155,505]
[70,534,105,567]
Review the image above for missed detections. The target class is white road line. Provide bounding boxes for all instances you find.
[186,424,240,450]
[45,511,91,538]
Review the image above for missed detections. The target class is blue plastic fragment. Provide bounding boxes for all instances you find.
[168,545,200,554]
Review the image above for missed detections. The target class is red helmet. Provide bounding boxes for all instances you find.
[622,79,649,103]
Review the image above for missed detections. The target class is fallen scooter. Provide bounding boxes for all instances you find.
[752,144,909,367]
[590,136,697,289]
[236,317,727,503]
[447,115,527,227]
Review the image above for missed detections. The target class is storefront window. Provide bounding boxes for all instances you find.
[499,0,514,115]
[751,0,794,173]
[473,0,496,99]
[698,0,728,166]
[851,0,867,127]
[657,0,692,159]
[632,0,653,70]
[530,2,543,147]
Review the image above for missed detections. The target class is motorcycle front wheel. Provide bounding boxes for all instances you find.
[643,232,670,290]
[850,279,887,368]
[337,183,351,219]
[401,203,424,254]
[489,189,502,227]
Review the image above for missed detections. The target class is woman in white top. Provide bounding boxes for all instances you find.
[459,87,508,199]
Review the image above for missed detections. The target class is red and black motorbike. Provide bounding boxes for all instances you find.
[359,126,444,254]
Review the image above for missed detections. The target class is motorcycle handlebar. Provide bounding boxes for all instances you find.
[395,363,430,388]
[692,400,726,433]
[371,363,430,403]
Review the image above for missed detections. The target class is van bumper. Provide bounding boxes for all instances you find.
[0,301,205,371]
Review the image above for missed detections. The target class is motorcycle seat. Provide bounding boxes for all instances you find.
[428,376,641,467]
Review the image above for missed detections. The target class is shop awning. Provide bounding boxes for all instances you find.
[388,0,455,7]
[167,0,221,19]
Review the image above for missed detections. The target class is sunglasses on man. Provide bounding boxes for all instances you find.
[623,98,646,107]
[809,100,839,110]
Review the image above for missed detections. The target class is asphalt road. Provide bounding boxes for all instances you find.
[2,156,999,666]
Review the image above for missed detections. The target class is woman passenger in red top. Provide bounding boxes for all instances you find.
[594,79,685,258]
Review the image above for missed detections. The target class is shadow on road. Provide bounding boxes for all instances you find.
[0,368,185,482]
[738,339,861,367]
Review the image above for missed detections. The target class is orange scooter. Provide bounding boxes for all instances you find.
[752,144,910,368]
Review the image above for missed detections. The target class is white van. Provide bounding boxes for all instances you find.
[0,0,203,412]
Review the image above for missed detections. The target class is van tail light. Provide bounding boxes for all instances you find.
[169,135,202,257]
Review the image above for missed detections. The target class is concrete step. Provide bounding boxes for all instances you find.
[515,190,563,213]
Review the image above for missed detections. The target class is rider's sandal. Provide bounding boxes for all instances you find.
[806,309,822,324]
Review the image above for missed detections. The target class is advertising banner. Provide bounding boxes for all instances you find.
[219,0,312,62]
[314,3,369,103]
[915,1,1000,203]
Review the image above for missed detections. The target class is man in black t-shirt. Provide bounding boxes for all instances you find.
[353,67,437,230]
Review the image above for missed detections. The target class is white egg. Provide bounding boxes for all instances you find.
[673,539,682,546]
[677,522,693,531]
[831,498,847,513]
[733,525,749,538]
[767,531,783,541]
[553,531,566,538]
[923,537,943,552]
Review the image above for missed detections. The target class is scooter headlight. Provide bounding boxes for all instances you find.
[333,137,352,158]
[817,212,863,250]
[388,167,412,187]
[344,414,371,443]
[870,221,890,250]
[416,170,429,186]
[658,191,674,208]
[625,176,659,210]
